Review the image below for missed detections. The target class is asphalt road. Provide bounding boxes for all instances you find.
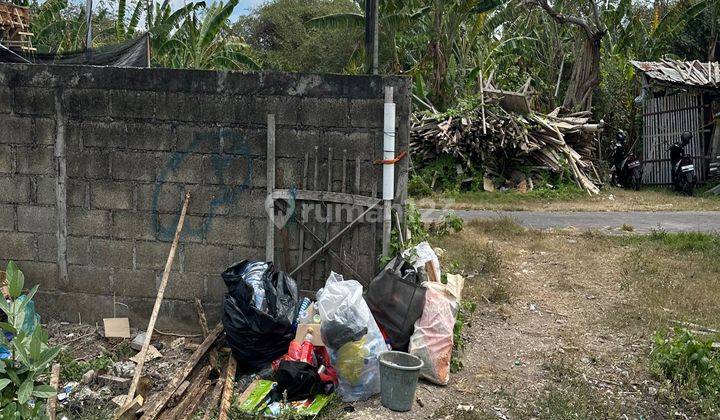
[421,209,720,234]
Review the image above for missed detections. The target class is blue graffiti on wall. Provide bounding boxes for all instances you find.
[152,130,254,241]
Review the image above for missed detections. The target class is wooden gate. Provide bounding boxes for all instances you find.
[642,93,709,185]
[264,114,384,293]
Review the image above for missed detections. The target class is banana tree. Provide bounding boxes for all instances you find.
[308,0,429,72]
[421,0,507,109]
[159,0,259,70]
[147,0,207,64]
[30,0,92,52]
[114,0,144,41]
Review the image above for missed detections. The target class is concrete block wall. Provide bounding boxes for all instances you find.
[0,64,411,331]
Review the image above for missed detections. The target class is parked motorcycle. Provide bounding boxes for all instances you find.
[668,131,695,196]
[611,131,642,190]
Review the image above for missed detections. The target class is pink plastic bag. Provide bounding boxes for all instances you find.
[408,283,455,385]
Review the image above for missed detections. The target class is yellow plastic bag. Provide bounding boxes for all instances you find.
[335,336,370,385]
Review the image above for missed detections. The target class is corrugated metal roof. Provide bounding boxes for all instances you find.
[631,59,720,89]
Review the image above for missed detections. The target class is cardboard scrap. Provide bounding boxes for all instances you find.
[129,345,162,363]
[103,318,130,338]
[293,324,324,347]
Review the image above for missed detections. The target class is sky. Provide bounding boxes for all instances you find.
[87,0,267,21]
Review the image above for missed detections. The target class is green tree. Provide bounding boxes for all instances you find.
[237,0,361,73]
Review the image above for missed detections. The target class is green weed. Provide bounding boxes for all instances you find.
[451,301,477,373]
[621,230,720,257]
[57,350,117,382]
[429,211,464,237]
[613,232,720,332]
[650,328,720,416]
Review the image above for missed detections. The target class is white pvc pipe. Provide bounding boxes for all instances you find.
[383,96,396,201]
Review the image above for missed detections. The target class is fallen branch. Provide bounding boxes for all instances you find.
[125,192,191,407]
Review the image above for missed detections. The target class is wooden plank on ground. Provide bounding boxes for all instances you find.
[201,363,228,420]
[160,365,212,420]
[46,363,60,420]
[218,356,237,420]
[139,323,224,420]
[194,298,217,369]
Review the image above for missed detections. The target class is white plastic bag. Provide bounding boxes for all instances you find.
[402,241,441,282]
[317,272,387,401]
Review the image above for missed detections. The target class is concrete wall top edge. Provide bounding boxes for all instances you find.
[0,63,412,99]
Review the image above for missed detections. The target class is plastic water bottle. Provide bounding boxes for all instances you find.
[298,297,311,321]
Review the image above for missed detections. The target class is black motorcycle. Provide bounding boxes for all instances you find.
[668,131,695,196]
[611,131,642,190]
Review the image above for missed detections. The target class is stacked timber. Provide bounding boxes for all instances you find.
[411,98,602,195]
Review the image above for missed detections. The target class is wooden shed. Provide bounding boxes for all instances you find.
[631,60,720,185]
[0,1,34,52]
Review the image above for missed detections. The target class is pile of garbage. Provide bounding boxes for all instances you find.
[227,242,465,416]
[0,242,464,418]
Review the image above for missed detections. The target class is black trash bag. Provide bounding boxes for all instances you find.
[270,360,325,402]
[364,255,427,351]
[320,318,368,350]
[222,260,299,372]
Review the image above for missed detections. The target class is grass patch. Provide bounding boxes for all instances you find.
[621,230,720,256]
[435,183,586,208]
[466,216,525,238]
[432,405,497,419]
[413,185,720,212]
[58,351,116,382]
[518,380,623,419]
[614,231,720,331]
[512,361,625,419]
[434,234,502,275]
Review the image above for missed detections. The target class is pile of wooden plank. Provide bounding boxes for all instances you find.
[410,98,602,195]
[0,2,35,52]
[112,192,236,420]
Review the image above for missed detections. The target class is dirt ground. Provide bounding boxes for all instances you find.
[350,221,715,419]
[416,186,720,212]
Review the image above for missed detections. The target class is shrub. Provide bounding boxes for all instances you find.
[0,261,60,418]
[650,328,720,413]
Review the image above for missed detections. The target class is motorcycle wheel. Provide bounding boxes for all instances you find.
[631,169,642,191]
[683,172,695,196]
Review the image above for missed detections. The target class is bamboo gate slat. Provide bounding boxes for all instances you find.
[642,92,709,185]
